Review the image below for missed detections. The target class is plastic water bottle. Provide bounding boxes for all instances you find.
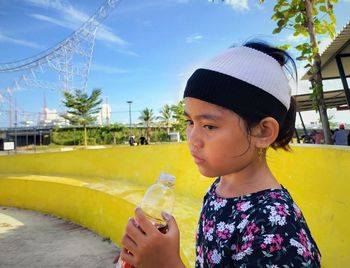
[115,172,176,268]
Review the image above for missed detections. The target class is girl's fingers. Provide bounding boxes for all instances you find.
[121,234,137,254]
[162,211,179,237]
[125,218,144,243]
[112,254,120,264]
[120,248,136,266]
[135,207,157,235]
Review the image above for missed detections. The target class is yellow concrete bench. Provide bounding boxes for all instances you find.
[0,144,210,267]
[0,143,349,267]
[0,173,202,267]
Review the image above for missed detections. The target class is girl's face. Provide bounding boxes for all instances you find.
[184,97,258,178]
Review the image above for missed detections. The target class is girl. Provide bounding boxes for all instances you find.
[120,41,321,267]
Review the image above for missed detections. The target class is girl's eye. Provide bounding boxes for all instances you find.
[185,119,193,126]
[204,125,217,130]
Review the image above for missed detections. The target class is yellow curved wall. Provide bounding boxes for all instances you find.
[0,143,349,267]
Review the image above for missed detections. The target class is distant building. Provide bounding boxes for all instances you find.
[38,108,69,127]
[168,132,180,142]
[97,104,111,125]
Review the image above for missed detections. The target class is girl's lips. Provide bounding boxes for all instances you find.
[191,154,205,164]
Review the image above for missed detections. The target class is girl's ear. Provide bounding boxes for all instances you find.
[253,117,279,148]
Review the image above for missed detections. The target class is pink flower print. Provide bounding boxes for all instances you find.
[203,220,215,241]
[266,203,289,226]
[246,223,259,236]
[273,234,283,245]
[196,245,204,266]
[217,229,230,239]
[231,240,254,261]
[268,192,282,200]
[276,204,287,217]
[262,234,284,253]
[204,220,214,233]
[297,229,314,259]
[290,229,314,260]
[236,223,259,260]
[270,234,283,252]
[240,241,253,251]
[216,222,235,240]
[208,249,222,264]
[210,197,227,210]
[293,203,302,218]
[236,201,253,212]
[197,245,203,257]
[237,217,249,231]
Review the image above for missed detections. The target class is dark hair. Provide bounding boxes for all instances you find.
[242,41,297,151]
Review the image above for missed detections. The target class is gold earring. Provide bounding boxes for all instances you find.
[258,148,265,162]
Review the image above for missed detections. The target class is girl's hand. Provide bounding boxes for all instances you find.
[120,207,184,268]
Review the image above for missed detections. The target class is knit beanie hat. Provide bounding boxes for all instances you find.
[183,46,291,126]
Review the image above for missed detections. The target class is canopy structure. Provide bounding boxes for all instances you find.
[294,89,348,112]
[302,20,350,109]
[294,20,350,143]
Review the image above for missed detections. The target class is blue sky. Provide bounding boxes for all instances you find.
[0,0,350,128]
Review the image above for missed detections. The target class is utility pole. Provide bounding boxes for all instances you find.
[127,101,132,130]
[14,98,17,154]
[106,96,110,125]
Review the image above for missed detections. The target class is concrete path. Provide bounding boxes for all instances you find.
[0,206,119,268]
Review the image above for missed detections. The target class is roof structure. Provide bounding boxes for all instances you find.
[293,89,348,112]
[297,20,350,113]
[302,20,350,80]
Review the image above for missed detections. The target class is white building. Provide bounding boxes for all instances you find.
[97,104,111,125]
[38,108,69,127]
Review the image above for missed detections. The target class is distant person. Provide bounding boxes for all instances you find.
[309,130,317,144]
[128,135,135,146]
[333,124,348,145]
[139,136,146,145]
[314,130,324,144]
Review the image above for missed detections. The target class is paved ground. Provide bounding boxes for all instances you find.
[0,206,119,268]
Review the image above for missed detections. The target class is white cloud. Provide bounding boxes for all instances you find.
[0,32,43,49]
[91,63,128,74]
[25,0,126,46]
[213,0,249,11]
[30,13,72,28]
[185,34,203,43]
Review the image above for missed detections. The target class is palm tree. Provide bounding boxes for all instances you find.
[138,108,155,142]
[61,88,102,147]
[157,104,174,134]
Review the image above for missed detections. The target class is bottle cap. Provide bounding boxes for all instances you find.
[157,172,176,185]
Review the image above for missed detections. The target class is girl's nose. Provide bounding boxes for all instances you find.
[187,127,204,149]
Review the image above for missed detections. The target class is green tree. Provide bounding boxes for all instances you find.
[138,108,155,142]
[157,104,174,134]
[215,0,337,144]
[171,100,186,140]
[61,88,102,147]
[107,123,126,145]
[264,0,336,144]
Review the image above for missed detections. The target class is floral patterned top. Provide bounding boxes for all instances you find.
[195,178,321,268]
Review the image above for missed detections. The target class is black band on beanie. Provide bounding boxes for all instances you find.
[183,69,288,126]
